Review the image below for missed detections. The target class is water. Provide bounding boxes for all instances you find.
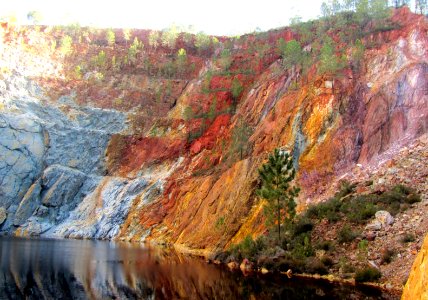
[0,237,397,299]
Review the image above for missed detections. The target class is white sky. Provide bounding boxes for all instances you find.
[1,0,325,35]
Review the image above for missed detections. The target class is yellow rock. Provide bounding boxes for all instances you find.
[402,234,428,300]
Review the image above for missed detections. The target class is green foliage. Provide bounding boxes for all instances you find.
[357,239,369,260]
[127,37,142,64]
[148,31,160,49]
[94,50,107,68]
[340,196,377,223]
[229,235,265,261]
[318,37,346,75]
[401,233,416,243]
[257,149,300,244]
[202,70,213,94]
[282,40,303,69]
[304,257,329,275]
[161,26,179,49]
[229,118,253,160]
[292,217,314,236]
[288,233,314,258]
[316,240,335,251]
[106,29,115,46]
[305,197,341,222]
[195,32,212,53]
[183,106,194,121]
[176,48,187,73]
[74,65,83,79]
[338,224,358,243]
[354,267,382,282]
[215,216,225,230]
[276,38,287,56]
[60,35,73,56]
[218,49,232,71]
[351,39,366,71]
[207,98,218,121]
[381,248,395,264]
[231,78,244,99]
[123,28,131,44]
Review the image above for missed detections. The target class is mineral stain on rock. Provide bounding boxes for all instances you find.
[0,6,427,298]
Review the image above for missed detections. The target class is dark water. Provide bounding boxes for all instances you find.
[0,237,397,300]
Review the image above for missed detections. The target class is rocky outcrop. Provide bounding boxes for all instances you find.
[0,114,44,212]
[0,10,426,283]
[0,69,128,235]
[402,233,428,300]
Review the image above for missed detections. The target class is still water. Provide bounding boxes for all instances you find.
[0,237,397,299]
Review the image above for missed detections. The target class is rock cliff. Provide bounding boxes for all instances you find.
[0,8,427,292]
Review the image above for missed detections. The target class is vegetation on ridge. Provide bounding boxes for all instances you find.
[223,178,421,283]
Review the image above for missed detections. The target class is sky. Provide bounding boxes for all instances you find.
[0,0,326,35]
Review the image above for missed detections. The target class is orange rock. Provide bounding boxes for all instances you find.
[402,234,428,300]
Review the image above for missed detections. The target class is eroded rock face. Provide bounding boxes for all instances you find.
[0,114,44,210]
[0,71,128,235]
[0,9,426,262]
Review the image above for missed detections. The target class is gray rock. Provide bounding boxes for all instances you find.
[0,207,7,225]
[14,180,42,226]
[48,177,149,239]
[365,220,382,231]
[0,114,44,209]
[41,165,86,207]
[375,210,394,227]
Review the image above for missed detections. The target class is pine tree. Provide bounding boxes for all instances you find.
[106,29,115,46]
[230,118,253,160]
[257,149,300,245]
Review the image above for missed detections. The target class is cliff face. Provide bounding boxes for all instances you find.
[0,8,427,264]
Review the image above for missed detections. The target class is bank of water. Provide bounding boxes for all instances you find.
[0,237,397,299]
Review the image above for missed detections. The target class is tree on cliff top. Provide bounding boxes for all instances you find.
[257,149,300,245]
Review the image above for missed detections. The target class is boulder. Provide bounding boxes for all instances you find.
[41,165,87,207]
[365,220,382,231]
[375,210,394,227]
[14,180,42,226]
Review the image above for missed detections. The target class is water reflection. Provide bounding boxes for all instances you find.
[0,237,396,299]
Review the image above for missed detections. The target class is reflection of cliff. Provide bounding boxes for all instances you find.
[0,238,394,300]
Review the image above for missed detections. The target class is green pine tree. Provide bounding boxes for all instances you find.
[256,149,300,245]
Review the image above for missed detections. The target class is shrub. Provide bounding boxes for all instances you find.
[381,248,395,264]
[304,257,329,275]
[274,256,305,273]
[320,256,334,268]
[401,233,416,244]
[229,235,265,261]
[342,197,377,223]
[354,267,381,283]
[338,225,358,243]
[316,240,334,251]
[311,197,341,222]
[289,233,314,258]
[336,181,356,198]
[292,217,314,236]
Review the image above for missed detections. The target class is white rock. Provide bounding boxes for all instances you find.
[375,210,394,227]
[365,220,382,231]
